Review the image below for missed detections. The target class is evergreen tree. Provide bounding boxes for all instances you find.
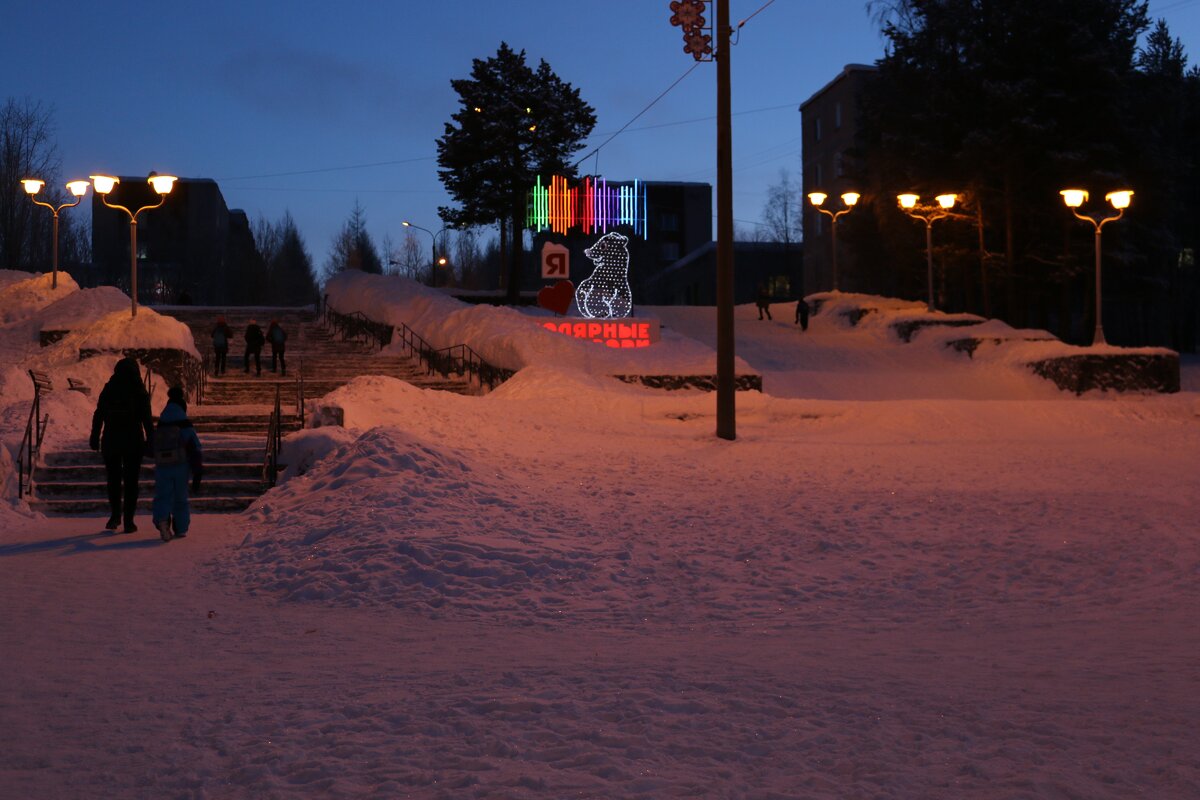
[437,43,595,302]
[326,201,383,277]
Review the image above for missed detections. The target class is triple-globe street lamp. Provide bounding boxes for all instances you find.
[90,173,177,317]
[897,193,958,312]
[1059,188,1133,346]
[807,191,860,292]
[21,178,91,289]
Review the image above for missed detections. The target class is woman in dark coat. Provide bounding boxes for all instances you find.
[89,357,154,533]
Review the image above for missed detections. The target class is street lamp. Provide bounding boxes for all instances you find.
[402,221,455,286]
[22,178,90,290]
[1060,188,1132,346]
[807,191,860,292]
[91,172,177,317]
[897,193,958,312]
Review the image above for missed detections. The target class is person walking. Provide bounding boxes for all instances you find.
[756,283,773,321]
[89,357,154,533]
[211,315,233,376]
[151,386,202,542]
[795,298,810,331]
[267,319,288,376]
[244,319,265,376]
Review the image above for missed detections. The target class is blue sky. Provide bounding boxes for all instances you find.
[3,0,1198,269]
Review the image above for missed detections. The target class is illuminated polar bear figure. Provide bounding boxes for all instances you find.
[575,232,633,319]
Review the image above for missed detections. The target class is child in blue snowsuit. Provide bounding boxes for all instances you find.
[152,386,203,541]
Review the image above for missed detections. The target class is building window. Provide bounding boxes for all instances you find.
[835,152,844,178]
[814,117,822,142]
[660,211,679,232]
[814,162,823,185]
[660,242,680,262]
[835,101,842,129]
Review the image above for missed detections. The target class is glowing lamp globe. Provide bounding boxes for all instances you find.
[66,180,90,197]
[1106,190,1133,210]
[148,174,177,195]
[898,194,919,209]
[841,192,861,207]
[402,221,413,227]
[936,194,957,209]
[807,192,827,207]
[90,175,119,195]
[21,179,45,195]
[1060,189,1088,208]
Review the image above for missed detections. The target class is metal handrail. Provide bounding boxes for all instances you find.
[182,351,207,406]
[263,384,283,487]
[324,306,513,391]
[295,355,305,426]
[16,379,48,499]
[143,364,156,400]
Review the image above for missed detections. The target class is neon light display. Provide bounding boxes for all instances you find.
[527,175,648,237]
[541,319,659,348]
[576,232,633,319]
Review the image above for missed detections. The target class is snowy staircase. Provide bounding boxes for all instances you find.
[30,306,470,517]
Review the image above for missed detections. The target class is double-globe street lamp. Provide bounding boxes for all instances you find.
[91,173,177,317]
[897,193,958,312]
[402,221,454,286]
[1059,188,1133,347]
[806,191,860,292]
[21,178,91,290]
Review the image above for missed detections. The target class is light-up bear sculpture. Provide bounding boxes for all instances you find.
[575,232,632,319]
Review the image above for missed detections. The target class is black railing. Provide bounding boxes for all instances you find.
[143,364,156,400]
[264,384,283,488]
[295,355,305,426]
[182,351,207,406]
[325,306,513,392]
[17,375,49,499]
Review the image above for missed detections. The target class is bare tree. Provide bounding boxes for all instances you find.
[760,169,802,245]
[0,98,65,271]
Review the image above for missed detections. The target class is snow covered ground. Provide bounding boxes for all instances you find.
[1,270,1198,798]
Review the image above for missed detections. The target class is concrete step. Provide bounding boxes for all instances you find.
[45,446,262,467]
[34,478,264,499]
[37,462,263,481]
[34,495,258,515]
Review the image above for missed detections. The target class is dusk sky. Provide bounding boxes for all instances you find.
[5,0,1199,270]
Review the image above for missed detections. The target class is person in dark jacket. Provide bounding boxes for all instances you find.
[267,319,288,376]
[89,357,154,533]
[211,315,233,376]
[244,319,265,376]
[795,298,810,331]
[152,386,202,542]
[756,283,773,320]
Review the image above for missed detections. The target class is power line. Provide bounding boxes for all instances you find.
[218,156,435,182]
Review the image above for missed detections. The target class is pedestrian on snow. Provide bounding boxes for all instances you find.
[89,357,154,533]
[267,320,288,376]
[244,319,265,376]
[211,315,233,376]
[151,386,202,542]
[795,298,810,331]
[756,283,773,321]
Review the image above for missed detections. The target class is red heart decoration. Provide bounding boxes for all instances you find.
[538,279,574,316]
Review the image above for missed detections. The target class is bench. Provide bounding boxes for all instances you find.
[28,369,52,394]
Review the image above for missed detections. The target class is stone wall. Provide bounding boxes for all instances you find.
[1028,353,1180,394]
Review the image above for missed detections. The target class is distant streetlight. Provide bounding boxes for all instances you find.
[1060,188,1132,346]
[402,221,455,286]
[91,172,177,318]
[22,178,90,290]
[897,193,958,312]
[807,191,860,292]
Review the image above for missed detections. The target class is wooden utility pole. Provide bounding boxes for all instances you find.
[715,0,735,440]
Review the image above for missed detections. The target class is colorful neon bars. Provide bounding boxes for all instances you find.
[527,175,648,237]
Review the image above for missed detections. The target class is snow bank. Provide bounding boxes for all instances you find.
[37,286,131,334]
[325,270,754,376]
[0,272,78,324]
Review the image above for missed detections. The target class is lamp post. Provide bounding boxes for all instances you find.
[807,191,860,292]
[1060,188,1132,346]
[402,221,455,286]
[91,173,177,317]
[897,193,958,312]
[21,178,90,290]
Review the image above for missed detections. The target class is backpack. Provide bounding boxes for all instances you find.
[213,327,227,348]
[270,326,285,345]
[153,424,186,467]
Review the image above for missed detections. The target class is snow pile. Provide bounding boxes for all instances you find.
[0,271,78,324]
[325,270,753,376]
[37,286,132,334]
[54,308,199,360]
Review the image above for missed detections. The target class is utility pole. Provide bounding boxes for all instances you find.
[714,0,735,440]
